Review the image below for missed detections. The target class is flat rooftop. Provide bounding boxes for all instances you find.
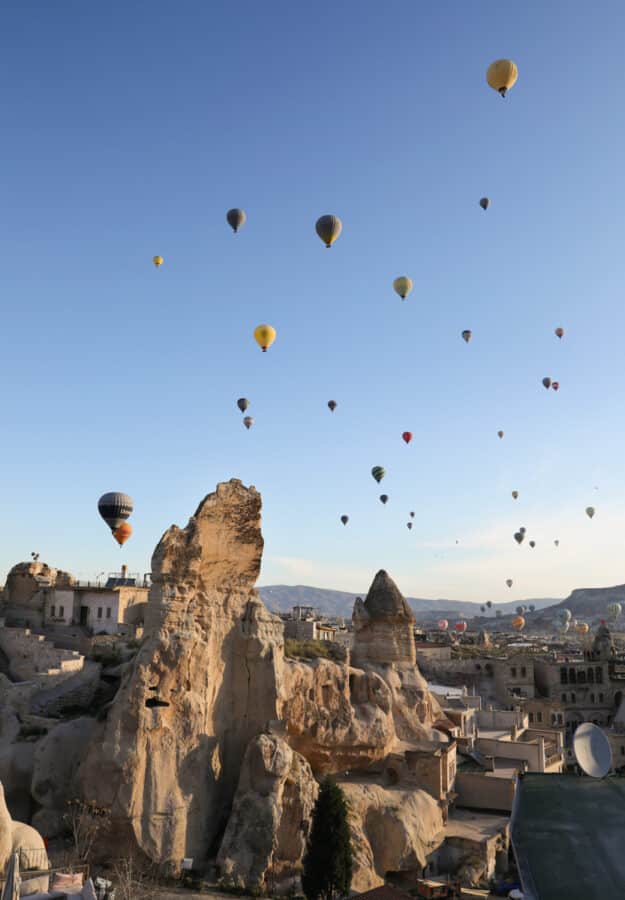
[511,773,625,900]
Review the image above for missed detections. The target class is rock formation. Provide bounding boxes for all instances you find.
[0,780,49,895]
[2,562,75,613]
[74,481,447,886]
[352,570,417,667]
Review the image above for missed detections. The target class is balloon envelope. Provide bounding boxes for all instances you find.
[315,215,342,248]
[438,619,449,631]
[454,621,467,633]
[340,515,349,525]
[113,523,132,546]
[542,377,552,389]
[328,400,337,412]
[608,602,622,619]
[552,382,560,391]
[514,532,524,544]
[512,491,519,499]
[486,59,518,96]
[98,493,133,531]
[402,432,413,444]
[586,507,596,519]
[226,208,246,233]
[506,579,513,588]
[153,255,163,268]
[393,276,413,300]
[461,330,472,343]
[512,616,525,631]
[379,494,388,504]
[555,327,564,339]
[480,197,490,210]
[254,324,276,352]
[243,416,254,430]
[576,622,590,635]
[237,398,249,413]
[371,466,385,483]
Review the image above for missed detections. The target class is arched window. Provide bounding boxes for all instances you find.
[599,693,604,703]
[571,693,576,703]
[561,693,567,702]
[596,667,603,684]
[588,668,595,683]
[590,693,595,703]
[577,670,586,685]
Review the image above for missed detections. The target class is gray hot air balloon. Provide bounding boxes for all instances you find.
[340,515,349,526]
[407,522,413,530]
[98,492,133,532]
[379,494,389,504]
[462,330,472,343]
[586,506,596,519]
[315,215,342,248]
[243,416,254,430]
[514,531,524,545]
[542,377,552,389]
[237,398,249,413]
[410,511,415,518]
[328,400,337,412]
[479,197,490,210]
[529,540,536,548]
[506,579,513,588]
[226,208,246,233]
[486,600,493,608]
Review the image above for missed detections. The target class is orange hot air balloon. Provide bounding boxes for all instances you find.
[512,615,525,631]
[402,431,413,444]
[113,523,132,546]
[576,622,590,636]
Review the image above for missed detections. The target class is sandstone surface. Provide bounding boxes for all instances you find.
[0,780,49,894]
[352,570,417,667]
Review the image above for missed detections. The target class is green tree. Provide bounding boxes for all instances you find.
[302,778,353,900]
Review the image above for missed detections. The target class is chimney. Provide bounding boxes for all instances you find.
[121,564,128,579]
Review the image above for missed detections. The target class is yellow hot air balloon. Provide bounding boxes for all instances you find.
[153,255,164,268]
[315,215,342,248]
[254,324,276,352]
[486,59,518,97]
[393,276,413,300]
[576,622,590,636]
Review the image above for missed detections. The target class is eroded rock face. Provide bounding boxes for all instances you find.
[80,480,285,864]
[217,733,318,894]
[352,571,417,667]
[0,780,49,893]
[3,562,75,610]
[343,781,445,892]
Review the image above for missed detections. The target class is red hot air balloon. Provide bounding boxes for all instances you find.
[555,327,564,339]
[454,621,467,633]
[402,432,413,445]
[552,382,559,391]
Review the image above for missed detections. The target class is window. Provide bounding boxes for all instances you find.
[59,606,64,617]
[621,746,624,756]
[558,714,564,724]
[537,711,543,723]
[599,693,604,703]
[590,693,595,703]
[529,712,534,723]
[578,670,586,685]
[50,605,56,617]
[97,607,102,619]
[588,668,595,683]
[562,693,567,702]
[560,667,568,684]
[571,693,576,703]
[510,667,517,677]
[551,714,556,725]
[106,607,111,619]
[521,666,527,678]
[569,668,577,684]
[596,667,603,684]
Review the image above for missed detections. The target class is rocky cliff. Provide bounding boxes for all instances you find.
[76,480,446,888]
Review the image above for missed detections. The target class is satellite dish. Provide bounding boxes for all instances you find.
[573,722,612,778]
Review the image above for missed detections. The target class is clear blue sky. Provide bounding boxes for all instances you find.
[2,0,625,603]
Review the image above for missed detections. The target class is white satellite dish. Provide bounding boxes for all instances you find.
[572,722,613,778]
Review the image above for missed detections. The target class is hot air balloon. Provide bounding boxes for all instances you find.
[506,579,513,588]
[576,622,590,636]
[558,609,572,624]
[254,324,276,352]
[586,507,596,519]
[480,605,486,613]
[98,493,133,532]
[529,604,536,612]
[438,619,449,631]
[371,466,385,484]
[512,615,525,631]
[340,515,349,526]
[410,511,415,518]
[402,432,413,445]
[486,59,518,97]
[552,382,560,391]
[516,605,525,616]
[379,494,389,505]
[407,522,413,530]
[498,430,504,439]
[486,600,493,609]
[461,330,472,343]
[113,522,132,547]
[514,532,524,545]
[479,197,490,210]
[454,621,467,633]
[315,215,342,248]
[542,377,552,389]
[226,208,246,233]
[529,540,536,549]
[512,491,519,500]
[393,277,413,300]
[555,327,564,339]
[520,527,527,534]
[153,255,163,268]
[328,400,337,412]
[608,602,622,620]
[243,416,254,430]
[237,398,249,413]
[554,539,560,547]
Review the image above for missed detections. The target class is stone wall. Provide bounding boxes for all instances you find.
[0,627,83,681]
[454,772,515,812]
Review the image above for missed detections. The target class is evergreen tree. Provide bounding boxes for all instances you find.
[302,778,353,900]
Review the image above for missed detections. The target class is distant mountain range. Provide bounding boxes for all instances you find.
[257,584,560,620]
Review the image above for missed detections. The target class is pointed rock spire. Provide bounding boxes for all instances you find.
[362,570,415,622]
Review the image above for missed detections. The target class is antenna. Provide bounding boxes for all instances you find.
[572,722,613,778]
